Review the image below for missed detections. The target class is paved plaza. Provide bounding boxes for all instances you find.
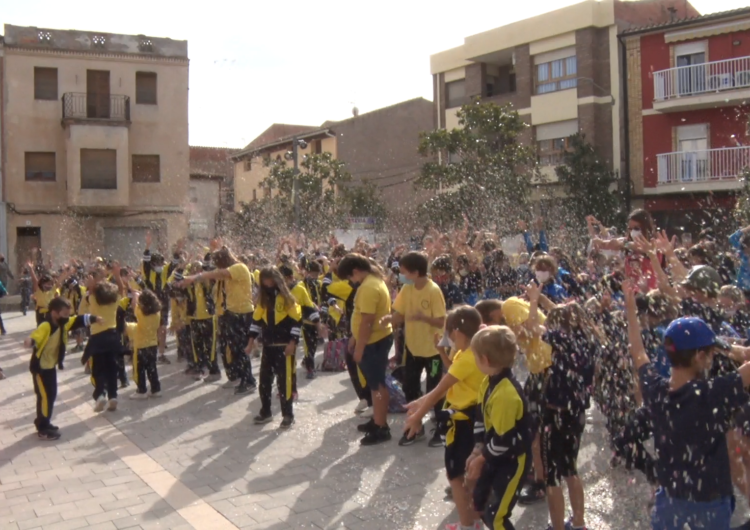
[0,310,694,530]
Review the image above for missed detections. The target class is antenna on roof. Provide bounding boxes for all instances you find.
[667,6,677,22]
[352,106,359,117]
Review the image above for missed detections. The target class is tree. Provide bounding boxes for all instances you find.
[554,133,625,234]
[261,151,350,238]
[416,99,539,232]
[341,181,388,231]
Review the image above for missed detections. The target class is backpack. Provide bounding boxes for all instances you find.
[318,338,347,372]
[386,375,407,414]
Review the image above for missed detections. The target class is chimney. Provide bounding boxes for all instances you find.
[667,6,677,22]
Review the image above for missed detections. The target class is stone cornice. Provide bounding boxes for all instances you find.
[4,46,189,65]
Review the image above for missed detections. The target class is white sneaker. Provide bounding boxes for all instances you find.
[149,391,162,398]
[222,379,236,389]
[94,396,107,412]
[107,398,118,411]
[193,372,205,382]
[359,407,374,419]
[354,399,369,414]
[129,392,148,400]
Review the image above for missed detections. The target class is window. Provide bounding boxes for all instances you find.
[189,186,199,203]
[135,72,157,104]
[244,159,252,171]
[536,119,578,166]
[81,149,117,189]
[674,42,707,96]
[132,155,160,183]
[25,152,56,181]
[34,67,58,100]
[446,80,466,108]
[537,138,572,166]
[313,140,323,154]
[535,53,577,95]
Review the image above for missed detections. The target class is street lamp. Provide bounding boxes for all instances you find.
[288,137,308,230]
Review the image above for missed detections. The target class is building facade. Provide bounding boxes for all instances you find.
[1,24,189,270]
[188,146,238,243]
[429,0,697,196]
[323,98,434,218]
[232,125,337,208]
[623,8,750,233]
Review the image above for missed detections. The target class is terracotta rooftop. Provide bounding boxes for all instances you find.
[621,6,750,35]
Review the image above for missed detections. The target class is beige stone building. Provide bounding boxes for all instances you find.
[1,24,189,271]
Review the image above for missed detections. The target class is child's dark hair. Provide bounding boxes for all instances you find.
[628,208,655,238]
[39,274,53,288]
[48,296,72,314]
[475,299,504,325]
[663,337,710,369]
[138,289,162,316]
[534,255,557,273]
[337,253,385,280]
[93,281,120,306]
[306,260,321,274]
[399,251,428,277]
[431,255,453,274]
[213,246,239,269]
[279,265,295,278]
[150,253,165,267]
[445,306,482,340]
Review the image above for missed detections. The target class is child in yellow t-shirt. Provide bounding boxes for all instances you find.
[403,306,485,530]
[127,290,163,399]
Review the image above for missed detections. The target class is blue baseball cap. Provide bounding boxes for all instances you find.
[664,317,725,351]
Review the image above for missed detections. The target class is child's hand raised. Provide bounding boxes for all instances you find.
[525,281,541,302]
[622,279,637,311]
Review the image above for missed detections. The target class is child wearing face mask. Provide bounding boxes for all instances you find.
[431,256,464,311]
[720,285,750,341]
[532,256,568,304]
[245,268,302,429]
[457,254,482,306]
[26,296,101,440]
[403,306,486,530]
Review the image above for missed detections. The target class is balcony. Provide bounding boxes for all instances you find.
[653,56,750,112]
[61,93,131,125]
[654,146,750,193]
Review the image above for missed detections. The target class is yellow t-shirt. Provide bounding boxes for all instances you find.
[223,263,253,314]
[501,297,552,373]
[34,288,57,313]
[88,295,119,336]
[352,274,393,345]
[131,306,160,349]
[393,280,446,358]
[446,347,485,411]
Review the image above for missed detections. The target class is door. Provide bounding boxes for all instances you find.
[677,124,709,182]
[676,53,706,95]
[86,70,110,119]
[16,227,41,276]
[103,227,149,267]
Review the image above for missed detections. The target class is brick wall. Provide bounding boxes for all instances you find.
[331,98,435,216]
[576,27,611,99]
[465,62,485,100]
[625,36,644,196]
[578,102,614,168]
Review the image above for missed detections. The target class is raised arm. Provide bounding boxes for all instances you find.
[624,280,650,370]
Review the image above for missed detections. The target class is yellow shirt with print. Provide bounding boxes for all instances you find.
[88,295,119,336]
[34,288,58,313]
[351,274,392,345]
[222,263,253,314]
[393,280,446,358]
[446,347,485,411]
[501,297,552,374]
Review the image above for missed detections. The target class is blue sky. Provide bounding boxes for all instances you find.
[1,0,744,148]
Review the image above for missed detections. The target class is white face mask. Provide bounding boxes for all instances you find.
[725,308,737,317]
[153,266,164,274]
[630,229,642,240]
[535,271,550,284]
[459,269,469,277]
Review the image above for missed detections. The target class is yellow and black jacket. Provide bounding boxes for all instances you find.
[248,295,302,346]
[186,280,216,321]
[29,315,95,373]
[304,277,323,308]
[142,249,177,299]
[321,273,357,326]
[61,280,86,314]
[289,281,319,325]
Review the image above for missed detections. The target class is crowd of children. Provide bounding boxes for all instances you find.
[13,208,750,529]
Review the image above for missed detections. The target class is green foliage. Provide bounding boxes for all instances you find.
[416,99,538,231]
[229,152,388,245]
[554,133,625,231]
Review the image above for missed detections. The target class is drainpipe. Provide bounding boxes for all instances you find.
[619,34,632,215]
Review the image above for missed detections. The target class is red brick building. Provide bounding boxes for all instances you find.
[623,8,750,233]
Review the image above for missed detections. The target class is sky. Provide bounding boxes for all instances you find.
[1,0,747,148]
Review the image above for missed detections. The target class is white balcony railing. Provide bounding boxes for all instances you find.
[656,146,750,185]
[654,56,750,101]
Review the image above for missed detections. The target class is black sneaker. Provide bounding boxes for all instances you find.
[253,413,273,425]
[119,380,129,389]
[47,424,60,432]
[38,430,61,441]
[428,429,444,448]
[280,416,295,429]
[518,480,547,505]
[360,425,391,446]
[357,418,376,433]
[235,384,254,396]
[246,381,258,393]
[398,427,425,446]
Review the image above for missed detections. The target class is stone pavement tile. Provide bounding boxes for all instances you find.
[16,513,63,530]
[43,518,91,530]
[59,502,105,520]
[4,485,44,499]
[85,509,134,526]
[112,514,147,530]
[85,523,118,530]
